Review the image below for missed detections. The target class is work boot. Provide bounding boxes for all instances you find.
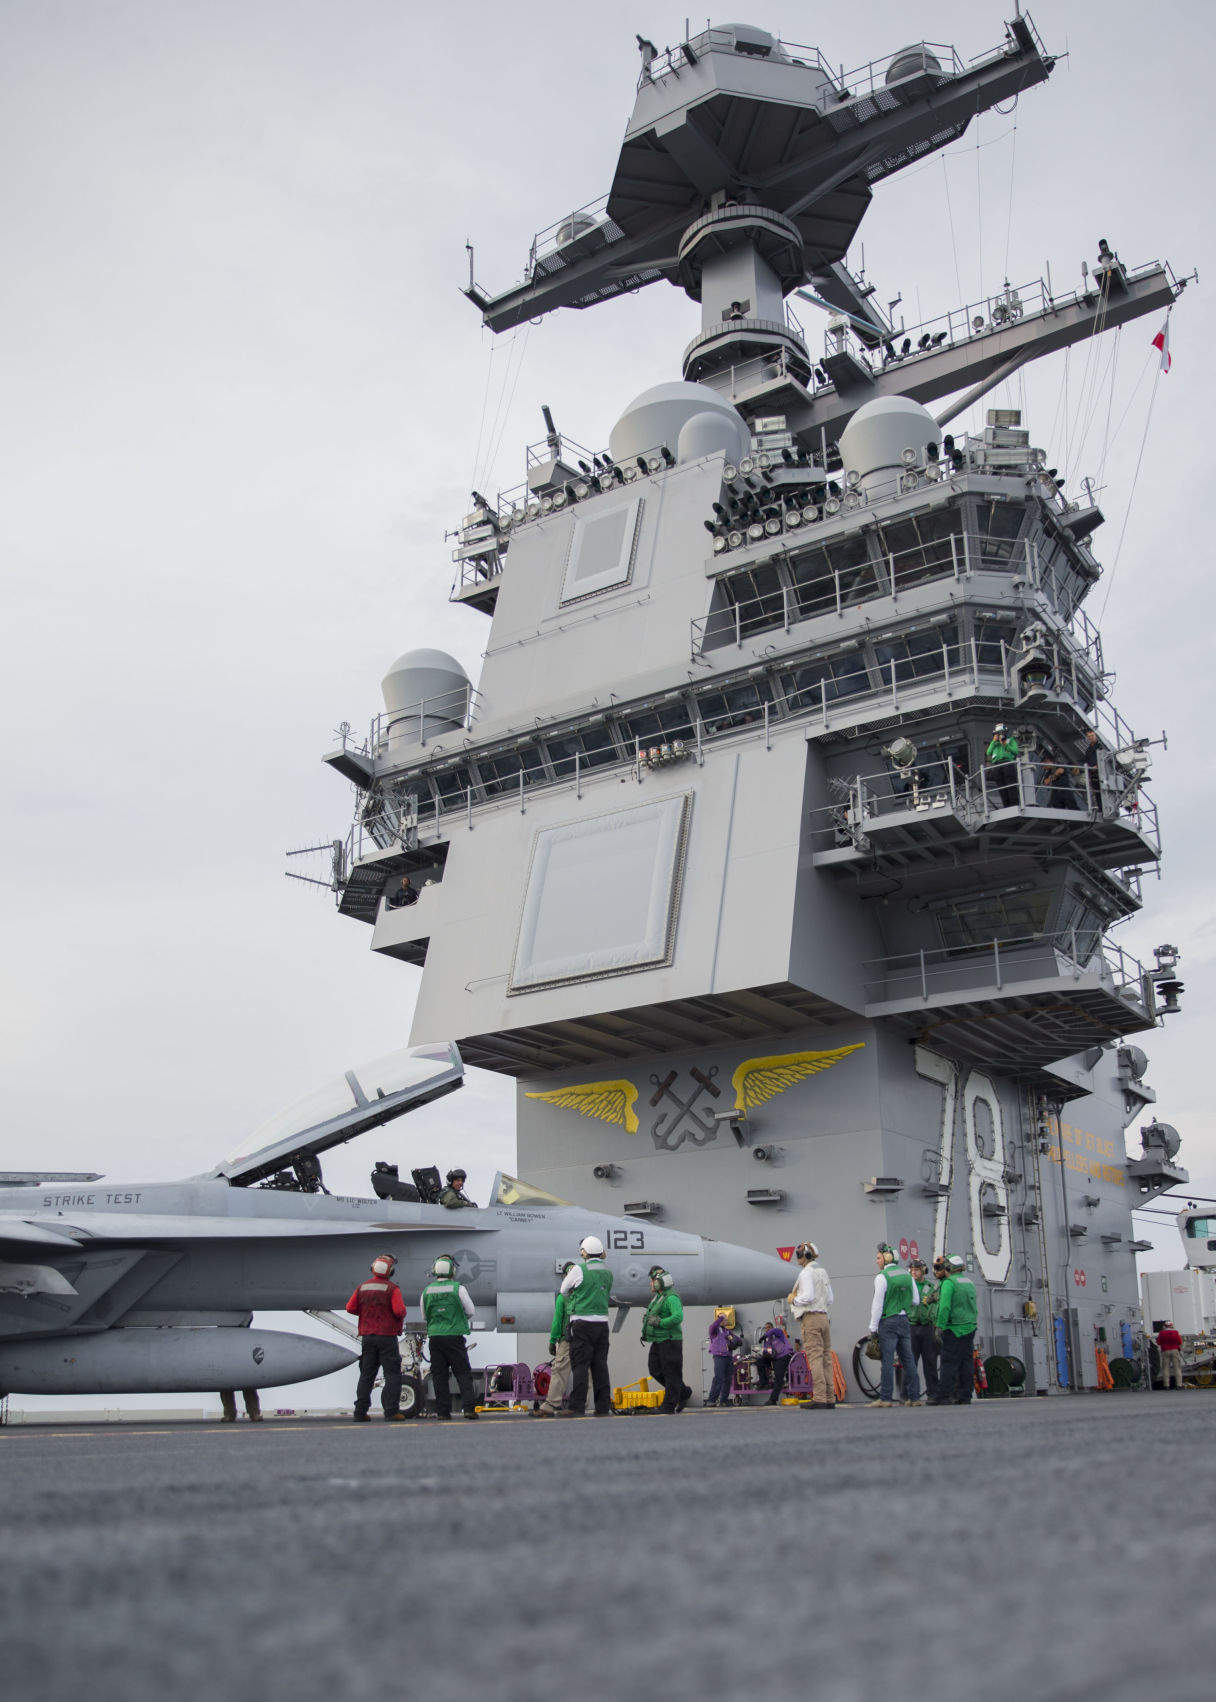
[384,1412,406,1422]
[436,1412,452,1421]
[676,1388,692,1414]
[867,1398,894,1408]
[464,1410,480,1421]
[352,1412,370,1423]
[248,1411,263,1422]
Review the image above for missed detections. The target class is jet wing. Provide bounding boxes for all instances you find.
[0,1210,496,1249]
[212,1041,464,1187]
[0,1219,88,1252]
[3,1212,491,1242]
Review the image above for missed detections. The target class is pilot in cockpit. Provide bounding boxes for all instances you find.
[440,1167,477,1209]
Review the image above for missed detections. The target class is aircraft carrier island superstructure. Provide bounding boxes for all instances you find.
[310,16,1190,1395]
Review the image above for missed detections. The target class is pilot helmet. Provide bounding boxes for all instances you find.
[446,1168,467,1184]
[371,1253,397,1278]
[432,1253,457,1278]
[579,1235,605,1259]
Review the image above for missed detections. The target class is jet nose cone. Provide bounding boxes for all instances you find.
[701,1239,792,1305]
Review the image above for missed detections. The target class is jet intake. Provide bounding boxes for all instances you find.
[0,1327,357,1396]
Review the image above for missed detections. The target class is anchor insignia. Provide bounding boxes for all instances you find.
[649,1066,721,1150]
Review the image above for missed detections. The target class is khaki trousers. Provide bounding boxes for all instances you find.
[799,1312,834,1405]
[1160,1348,1185,1388]
[540,1341,572,1412]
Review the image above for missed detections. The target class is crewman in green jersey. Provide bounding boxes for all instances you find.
[640,1267,692,1415]
[908,1257,940,1403]
[867,1243,921,1407]
[421,1253,479,1420]
[535,1261,575,1417]
[556,1235,613,1418]
[933,1254,979,1405]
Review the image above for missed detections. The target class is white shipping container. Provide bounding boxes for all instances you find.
[1141,1269,1216,1337]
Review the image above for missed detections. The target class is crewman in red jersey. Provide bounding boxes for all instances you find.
[347,1252,407,1422]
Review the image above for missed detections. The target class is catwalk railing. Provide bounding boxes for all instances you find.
[862,931,1152,1012]
[809,759,1158,858]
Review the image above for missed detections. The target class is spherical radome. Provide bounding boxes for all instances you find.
[676,409,751,465]
[839,395,942,481]
[609,380,748,467]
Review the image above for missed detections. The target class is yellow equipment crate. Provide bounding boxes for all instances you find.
[612,1377,664,1410]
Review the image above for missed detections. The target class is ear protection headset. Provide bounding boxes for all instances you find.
[649,1266,674,1291]
[371,1253,397,1278]
[795,1242,817,1261]
[432,1254,456,1279]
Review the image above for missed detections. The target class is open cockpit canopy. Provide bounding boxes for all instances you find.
[214,1043,463,1187]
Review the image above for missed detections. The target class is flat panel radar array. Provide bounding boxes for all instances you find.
[311,13,1192,1398]
[510,795,691,993]
[561,498,643,605]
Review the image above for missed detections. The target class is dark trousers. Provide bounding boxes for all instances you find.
[878,1313,920,1402]
[707,1355,733,1404]
[569,1320,611,1415]
[764,1354,791,1404]
[429,1334,476,1416]
[992,761,1020,808]
[910,1322,940,1400]
[938,1330,976,1403]
[355,1335,402,1416]
[647,1340,691,1412]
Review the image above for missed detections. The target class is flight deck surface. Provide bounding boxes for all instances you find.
[2,1397,1208,1701]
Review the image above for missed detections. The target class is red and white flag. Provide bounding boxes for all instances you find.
[1152,317,1172,373]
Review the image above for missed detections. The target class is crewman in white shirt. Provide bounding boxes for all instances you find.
[787,1241,836,1409]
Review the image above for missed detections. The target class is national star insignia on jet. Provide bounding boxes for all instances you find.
[730,1045,865,1114]
[524,1079,640,1135]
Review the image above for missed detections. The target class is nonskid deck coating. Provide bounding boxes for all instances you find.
[2,1395,1210,1702]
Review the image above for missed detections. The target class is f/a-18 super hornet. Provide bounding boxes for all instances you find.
[0,1043,789,1398]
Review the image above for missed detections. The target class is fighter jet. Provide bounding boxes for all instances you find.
[0,1042,789,1400]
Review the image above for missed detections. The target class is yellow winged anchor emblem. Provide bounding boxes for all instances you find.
[730,1045,864,1115]
[524,1079,640,1135]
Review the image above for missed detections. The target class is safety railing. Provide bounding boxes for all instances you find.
[696,526,976,651]
[493,438,670,531]
[640,28,963,97]
[454,553,502,594]
[862,931,1151,1011]
[334,684,483,759]
[824,258,1178,377]
[809,759,1159,856]
[526,195,623,281]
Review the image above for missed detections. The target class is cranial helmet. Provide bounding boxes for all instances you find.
[432,1254,456,1278]
[371,1253,397,1278]
[795,1241,817,1261]
[579,1235,605,1259]
[649,1267,674,1291]
[947,1254,967,1273]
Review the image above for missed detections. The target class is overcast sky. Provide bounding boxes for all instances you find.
[2,1,1213,1407]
